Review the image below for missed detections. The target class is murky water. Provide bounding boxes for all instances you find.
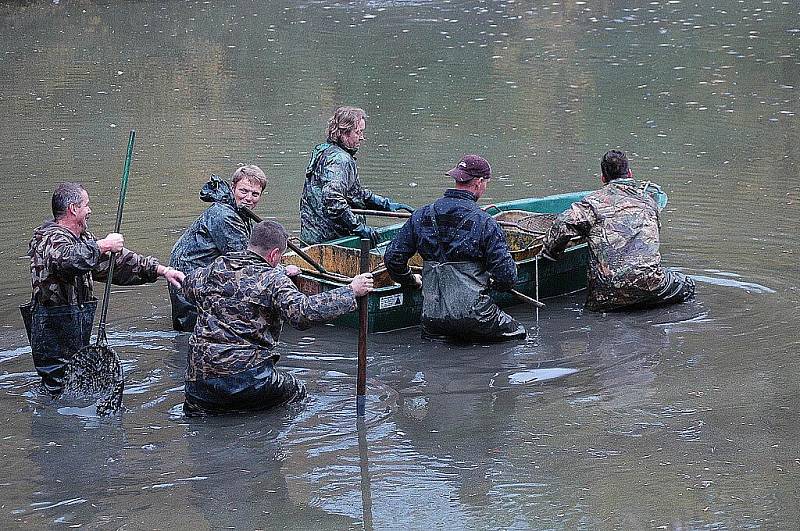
[1,0,798,528]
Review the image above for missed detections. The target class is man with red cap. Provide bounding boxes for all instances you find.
[384,155,526,342]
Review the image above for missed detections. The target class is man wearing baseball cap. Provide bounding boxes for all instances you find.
[384,155,526,342]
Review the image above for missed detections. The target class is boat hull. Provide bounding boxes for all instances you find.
[285,191,591,332]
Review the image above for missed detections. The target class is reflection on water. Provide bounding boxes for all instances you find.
[1,0,799,528]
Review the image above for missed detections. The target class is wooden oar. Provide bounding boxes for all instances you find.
[351,208,546,235]
[357,238,370,416]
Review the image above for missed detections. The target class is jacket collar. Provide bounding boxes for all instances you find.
[444,188,478,202]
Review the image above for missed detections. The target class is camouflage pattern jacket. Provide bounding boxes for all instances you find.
[170,175,253,275]
[182,250,357,381]
[28,220,161,307]
[542,178,668,311]
[299,142,386,244]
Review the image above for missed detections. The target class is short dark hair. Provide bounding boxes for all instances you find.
[249,220,288,255]
[601,150,629,181]
[52,182,86,220]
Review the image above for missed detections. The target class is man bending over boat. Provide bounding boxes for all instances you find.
[24,182,185,394]
[169,165,268,332]
[384,155,527,343]
[541,150,695,312]
[181,220,374,415]
[299,106,413,247]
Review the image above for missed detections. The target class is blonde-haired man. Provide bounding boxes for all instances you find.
[169,165,268,331]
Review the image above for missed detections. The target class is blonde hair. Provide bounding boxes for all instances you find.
[231,165,267,191]
[326,106,367,145]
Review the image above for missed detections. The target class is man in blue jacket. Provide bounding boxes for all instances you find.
[169,165,268,331]
[384,155,526,342]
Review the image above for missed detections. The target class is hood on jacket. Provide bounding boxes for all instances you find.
[305,142,357,179]
[31,219,81,240]
[200,174,236,208]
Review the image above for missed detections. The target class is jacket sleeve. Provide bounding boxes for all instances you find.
[482,218,517,291]
[45,233,103,277]
[181,266,206,307]
[206,209,250,254]
[384,216,418,285]
[265,273,357,331]
[92,247,160,285]
[542,201,596,260]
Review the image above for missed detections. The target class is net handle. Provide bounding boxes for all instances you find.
[96,130,135,346]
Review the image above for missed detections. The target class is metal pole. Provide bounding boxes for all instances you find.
[356,238,370,416]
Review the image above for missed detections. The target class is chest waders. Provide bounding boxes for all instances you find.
[20,298,98,394]
[420,205,520,341]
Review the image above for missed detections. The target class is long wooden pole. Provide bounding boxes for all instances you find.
[357,238,370,416]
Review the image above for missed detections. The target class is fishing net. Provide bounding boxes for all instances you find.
[494,211,558,234]
[62,344,124,416]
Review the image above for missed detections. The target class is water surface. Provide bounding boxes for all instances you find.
[0,0,798,528]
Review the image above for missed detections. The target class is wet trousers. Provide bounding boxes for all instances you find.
[184,360,307,416]
[590,269,696,312]
[421,260,526,342]
[21,300,97,393]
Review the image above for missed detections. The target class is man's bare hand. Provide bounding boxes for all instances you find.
[158,266,185,288]
[285,265,301,277]
[350,273,374,297]
[411,273,422,289]
[97,233,124,254]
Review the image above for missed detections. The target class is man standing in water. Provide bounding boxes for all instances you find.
[299,106,413,246]
[384,155,526,342]
[169,165,268,331]
[181,220,374,415]
[25,182,185,393]
[541,149,695,311]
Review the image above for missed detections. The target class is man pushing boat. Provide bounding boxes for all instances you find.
[181,220,374,415]
[541,149,695,311]
[383,155,527,343]
[299,106,413,247]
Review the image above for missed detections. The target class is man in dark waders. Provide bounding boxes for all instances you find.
[24,182,185,394]
[383,155,526,343]
[541,150,695,311]
[169,165,268,332]
[181,220,374,415]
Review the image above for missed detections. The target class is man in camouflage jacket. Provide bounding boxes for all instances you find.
[169,166,268,332]
[26,182,184,393]
[299,106,413,246]
[182,220,374,414]
[542,150,695,312]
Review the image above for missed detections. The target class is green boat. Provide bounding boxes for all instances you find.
[284,190,591,332]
